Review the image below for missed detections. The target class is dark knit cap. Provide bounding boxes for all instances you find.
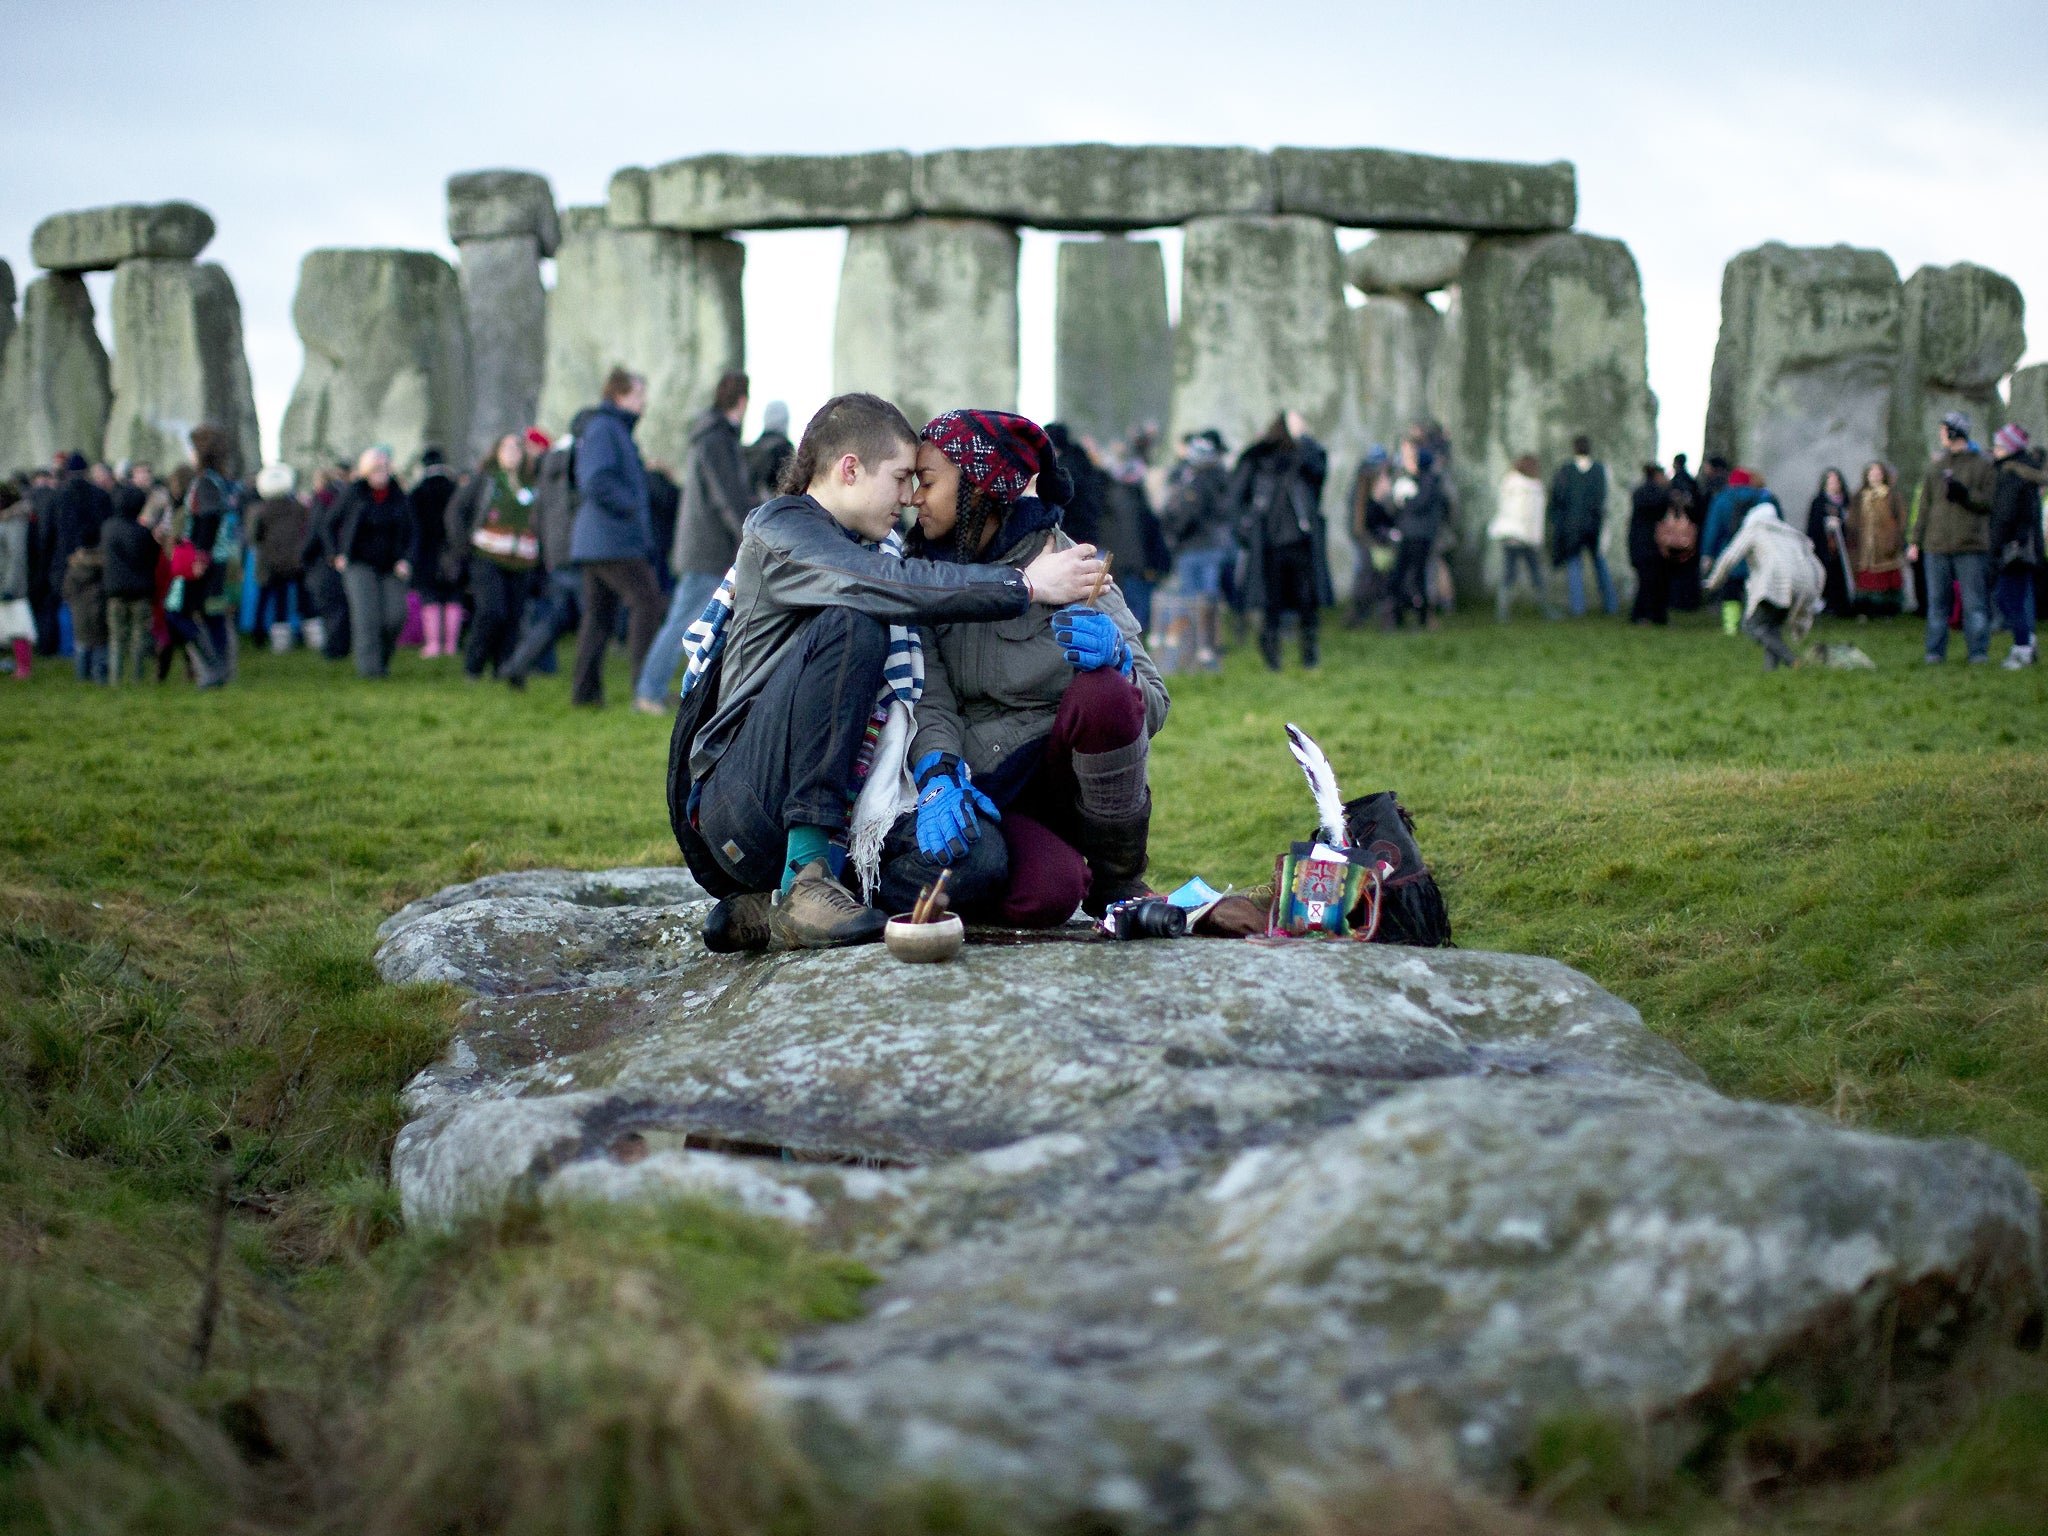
[921,409,1073,508]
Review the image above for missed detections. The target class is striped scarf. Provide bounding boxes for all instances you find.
[680,530,924,899]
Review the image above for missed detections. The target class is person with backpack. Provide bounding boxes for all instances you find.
[1229,411,1331,669]
[1547,434,1615,617]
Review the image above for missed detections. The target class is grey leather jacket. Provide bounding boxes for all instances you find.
[689,495,1031,782]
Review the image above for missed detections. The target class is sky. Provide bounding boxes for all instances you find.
[4,0,2044,464]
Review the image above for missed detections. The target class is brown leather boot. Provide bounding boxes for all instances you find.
[702,891,773,954]
[770,861,888,949]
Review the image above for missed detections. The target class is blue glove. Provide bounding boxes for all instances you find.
[913,751,1000,863]
[1052,606,1133,678]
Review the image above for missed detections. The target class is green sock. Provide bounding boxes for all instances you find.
[781,825,833,893]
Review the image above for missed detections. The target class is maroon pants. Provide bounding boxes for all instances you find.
[997,669,1146,926]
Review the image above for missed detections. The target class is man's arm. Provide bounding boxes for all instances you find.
[753,512,1031,625]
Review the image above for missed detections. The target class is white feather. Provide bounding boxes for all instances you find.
[1285,723,1348,846]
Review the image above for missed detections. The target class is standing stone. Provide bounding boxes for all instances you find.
[1704,244,1902,505]
[607,167,652,229]
[449,172,558,464]
[538,209,744,473]
[30,201,215,272]
[102,259,261,477]
[1447,232,1657,598]
[279,249,469,481]
[1892,262,2026,467]
[1352,295,1443,453]
[833,219,1019,432]
[1054,237,1171,446]
[0,273,112,475]
[2008,363,2048,450]
[0,260,16,381]
[1343,232,1471,296]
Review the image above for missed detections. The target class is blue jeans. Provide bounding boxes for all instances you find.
[1562,548,1617,617]
[504,567,581,680]
[1924,550,1991,661]
[1119,574,1154,632]
[1173,549,1228,597]
[1495,541,1551,620]
[637,569,723,703]
[1995,568,2035,649]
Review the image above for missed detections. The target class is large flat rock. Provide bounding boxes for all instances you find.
[1344,231,1471,295]
[31,201,215,272]
[1274,149,1576,232]
[646,152,914,232]
[446,169,559,256]
[381,870,2046,1528]
[914,144,1274,230]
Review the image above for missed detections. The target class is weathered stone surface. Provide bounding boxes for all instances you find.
[607,167,652,229]
[0,273,111,475]
[1274,149,1576,232]
[537,220,744,473]
[648,152,914,232]
[1446,232,1657,598]
[2009,363,2048,450]
[30,201,215,273]
[377,864,707,943]
[1344,231,1471,295]
[1352,295,1445,455]
[1054,237,1171,445]
[1169,215,1353,459]
[101,259,262,478]
[382,872,2047,1528]
[458,234,547,462]
[446,170,559,257]
[0,260,16,383]
[1892,262,2026,467]
[914,145,1273,230]
[1704,244,1902,506]
[833,219,1019,431]
[279,249,469,480]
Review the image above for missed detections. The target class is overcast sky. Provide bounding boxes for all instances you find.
[4,0,2043,464]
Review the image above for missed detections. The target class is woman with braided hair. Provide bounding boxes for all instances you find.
[877,409,1170,928]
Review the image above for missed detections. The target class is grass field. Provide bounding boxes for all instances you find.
[3,606,2046,1534]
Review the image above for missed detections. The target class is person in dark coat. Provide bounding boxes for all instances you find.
[1384,438,1448,631]
[300,464,352,659]
[645,462,681,594]
[1161,429,1235,663]
[1628,463,1672,625]
[1989,424,2044,668]
[408,448,463,658]
[1046,422,1106,548]
[245,462,310,650]
[566,369,662,707]
[328,447,415,678]
[1228,412,1332,669]
[501,419,586,687]
[1547,434,1615,616]
[1095,447,1169,631]
[745,400,795,504]
[100,492,162,685]
[1665,453,1704,610]
[1805,467,1853,619]
[638,371,751,712]
[49,454,114,655]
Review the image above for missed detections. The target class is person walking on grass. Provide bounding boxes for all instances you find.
[100,488,161,685]
[408,448,463,660]
[1384,436,1447,632]
[446,433,543,680]
[1230,411,1331,668]
[1706,499,1826,671]
[636,370,752,715]
[1548,434,1615,617]
[1989,423,2044,668]
[1907,411,1998,665]
[1489,453,1552,622]
[245,463,309,652]
[567,369,663,709]
[330,447,415,679]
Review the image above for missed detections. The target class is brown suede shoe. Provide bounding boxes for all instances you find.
[702,891,773,954]
[770,861,888,949]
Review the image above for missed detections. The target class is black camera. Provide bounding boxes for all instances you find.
[1100,897,1187,941]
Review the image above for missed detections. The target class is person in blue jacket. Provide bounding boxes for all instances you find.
[1701,467,1773,635]
[566,368,663,707]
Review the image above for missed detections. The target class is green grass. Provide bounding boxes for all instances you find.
[2,610,2045,1535]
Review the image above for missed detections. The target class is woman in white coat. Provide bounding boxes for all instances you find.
[1705,501,1827,670]
[1489,454,1552,621]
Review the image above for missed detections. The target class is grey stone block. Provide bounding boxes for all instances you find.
[1704,243,1903,510]
[538,221,744,473]
[1054,237,1171,446]
[1352,295,1444,454]
[0,260,15,380]
[833,219,1019,433]
[446,170,559,257]
[279,249,470,481]
[647,151,914,232]
[1343,231,1471,295]
[459,234,547,462]
[1446,232,1657,597]
[607,167,652,229]
[102,259,261,478]
[2009,363,2048,451]
[30,201,216,273]
[0,273,111,474]
[1274,148,1576,231]
[1893,261,2026,466]
[914,144,1274,230]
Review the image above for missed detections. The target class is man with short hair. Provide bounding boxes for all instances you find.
[1548,433,1616,616]
[1908,411,1999,664]
[669,391,1107,951]
[635,370,753,714]
[567,368,664,707]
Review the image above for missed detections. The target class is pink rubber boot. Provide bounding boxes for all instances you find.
[420,604,443,658]
[10,638,30,679]
[441,604,463,658]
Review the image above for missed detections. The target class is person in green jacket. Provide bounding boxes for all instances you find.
[1907,411,1999,664]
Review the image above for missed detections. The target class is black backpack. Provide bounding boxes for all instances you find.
[1342,792,1453,947]
[664,645,744,900]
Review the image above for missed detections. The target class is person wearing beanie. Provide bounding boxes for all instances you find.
[875,408,1170,930]
[746,399,795,504]
[1989,422,2044,667]
[1909,411,1999,663]
[668,392,1107,954]
[1227,411,1332,668]
[1702,467,1771,635]
[246,462,309,652]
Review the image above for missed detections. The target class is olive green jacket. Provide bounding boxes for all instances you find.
[1916,447,1998,555]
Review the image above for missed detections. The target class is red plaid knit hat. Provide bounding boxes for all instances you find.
[920,410,1073,507]
[1993,423,2030,458]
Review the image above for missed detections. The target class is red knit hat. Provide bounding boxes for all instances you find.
[1728,467,1757,488]
[1993,423,2030,458]
[921,410,1072,507]
[524,427,553,453]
